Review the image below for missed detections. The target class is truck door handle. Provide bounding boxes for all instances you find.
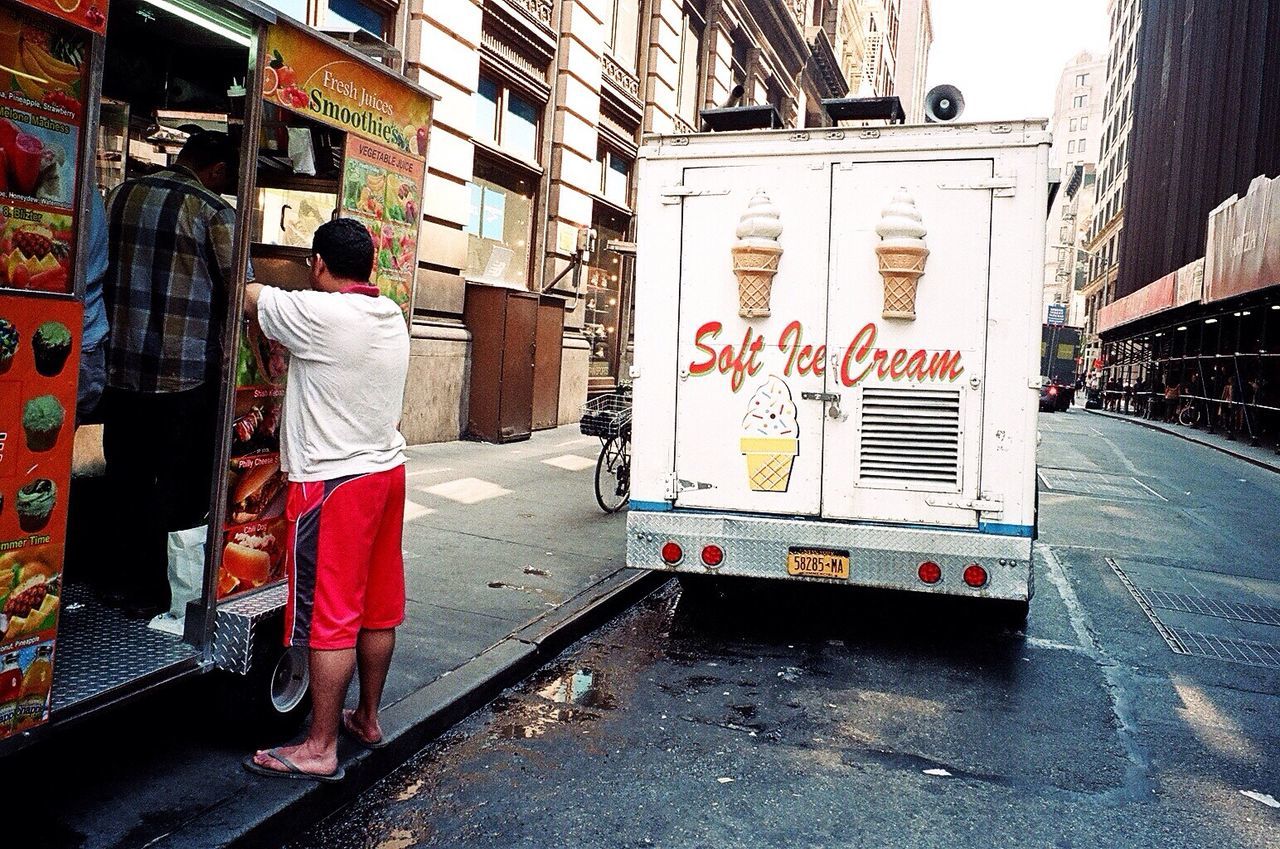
[801,392,839,403]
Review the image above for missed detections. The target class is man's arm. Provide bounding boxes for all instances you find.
[243,282,264,322]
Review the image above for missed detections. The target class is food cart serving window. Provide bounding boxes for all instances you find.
[0,0,435,753]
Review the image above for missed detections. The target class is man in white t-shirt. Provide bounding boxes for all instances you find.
[242,218,409,783]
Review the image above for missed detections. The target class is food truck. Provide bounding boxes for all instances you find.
[626,120,1047,624]
[0,0,435,752]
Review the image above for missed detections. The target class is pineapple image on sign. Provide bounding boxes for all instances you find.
[740,376,799,492]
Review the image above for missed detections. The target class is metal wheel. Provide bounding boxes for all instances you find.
[594,434,631,513]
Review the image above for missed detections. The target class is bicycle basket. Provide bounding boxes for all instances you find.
[579,390,633,438]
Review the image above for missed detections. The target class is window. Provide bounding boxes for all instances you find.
[1080,116,1088,130]
[596,146,632,206]
[326,0,390,38]
[1069,118,1078,131]
[675,3,705,124]
[463,157,536,287]
[1067,140,1076,154]
[605,0,640,72]
[1078,138,1086,152]
[585,205,631,380]
[1075,73,1089,86]
[473,75,542,162]
[1073,94,1088,108]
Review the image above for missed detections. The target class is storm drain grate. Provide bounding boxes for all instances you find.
[1137,589,1280,626]
[1037,468,1165,502]
[1165,629,1280,669]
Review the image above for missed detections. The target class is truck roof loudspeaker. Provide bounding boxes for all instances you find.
[924,85,965,123]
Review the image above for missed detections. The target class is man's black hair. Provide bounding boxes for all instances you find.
[313,218,375,282]
[176,130,238,171]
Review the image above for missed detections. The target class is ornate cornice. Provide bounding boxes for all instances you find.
[494,0,552,32]
[602,52,642,105]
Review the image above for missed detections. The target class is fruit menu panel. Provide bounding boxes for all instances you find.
[19,0,107,37]
[216,327,289,600]
[341,137,423,323]
[0,4,89,296]
[0,294,80,740]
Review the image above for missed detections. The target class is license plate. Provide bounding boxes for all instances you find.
[786,548,850,580]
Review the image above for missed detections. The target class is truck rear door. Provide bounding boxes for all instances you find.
[820,160,994,528]
[671,164,831,515]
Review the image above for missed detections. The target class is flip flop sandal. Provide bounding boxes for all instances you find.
[242,748,346,783]
[342,709,389,749]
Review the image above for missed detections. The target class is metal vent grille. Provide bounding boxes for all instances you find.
[858,387,961,487]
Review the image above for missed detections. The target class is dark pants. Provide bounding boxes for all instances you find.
[102,384,218,606]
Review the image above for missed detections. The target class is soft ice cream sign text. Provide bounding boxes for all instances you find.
[689,319,965,393]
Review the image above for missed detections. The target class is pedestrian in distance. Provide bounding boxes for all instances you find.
[242,219,410,783]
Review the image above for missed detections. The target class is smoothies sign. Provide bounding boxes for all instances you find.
[0,4,89,296]
[341,137,423,321]
[263,21,432,157]
[0,295,81,739]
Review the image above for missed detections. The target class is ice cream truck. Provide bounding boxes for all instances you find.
[625,119,1049,624]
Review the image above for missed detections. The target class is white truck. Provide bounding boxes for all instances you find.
[625,120,1049,624]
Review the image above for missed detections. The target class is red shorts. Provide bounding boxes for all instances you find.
[283,465,406,650]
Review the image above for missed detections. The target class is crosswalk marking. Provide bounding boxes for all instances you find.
[419,477,512,504]
[542,454,597,471]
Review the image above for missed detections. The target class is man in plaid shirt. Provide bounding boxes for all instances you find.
[101,131,242,616]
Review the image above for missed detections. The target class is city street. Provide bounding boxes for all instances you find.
[288,410,1280,849]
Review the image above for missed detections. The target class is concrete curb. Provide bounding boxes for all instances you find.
[160,567,668,849]
[1085,408,1280,474]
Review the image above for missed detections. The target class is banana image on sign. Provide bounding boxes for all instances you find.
[740,375,799,492]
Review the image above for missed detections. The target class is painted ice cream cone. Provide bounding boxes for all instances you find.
[733,191,783,317]
[875,188,929,320]
[741,376,799,492]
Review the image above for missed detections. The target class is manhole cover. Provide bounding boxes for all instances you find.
[1038,468,1165,502]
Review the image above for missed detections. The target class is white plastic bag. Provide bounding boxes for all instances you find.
[288,127,316,176]
[150,525,206,636]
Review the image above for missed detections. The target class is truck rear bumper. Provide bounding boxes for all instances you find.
[627,511,1033,601]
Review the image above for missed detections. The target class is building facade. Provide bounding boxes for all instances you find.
[1041,51,1104,324]
[892,0,930,122]
[394,0,850,444]
[1080,0,1141,370]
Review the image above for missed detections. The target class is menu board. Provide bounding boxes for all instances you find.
[216,326,289,600]
[341,137,423,322]
[0,4,89,296]
[0,294,80,739]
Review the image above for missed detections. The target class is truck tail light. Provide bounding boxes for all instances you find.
[1048,386,1058,396]
[918,561,942,584]
[963,563,988,588]
[661,541,684,565]
[701,544,724,567]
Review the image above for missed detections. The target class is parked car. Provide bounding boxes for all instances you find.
[1040,380,1072,412]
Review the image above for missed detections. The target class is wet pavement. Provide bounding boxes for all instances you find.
[287,410,1280,849]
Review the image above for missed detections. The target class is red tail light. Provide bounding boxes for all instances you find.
[661,541,684,565]
[1048,387,1058,396]
[962,563,988,588]
[701,544,724,567]
[918,561,942,584]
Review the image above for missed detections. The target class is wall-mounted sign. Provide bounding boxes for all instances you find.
[1046,303,1067,326]
[263,21,432,157]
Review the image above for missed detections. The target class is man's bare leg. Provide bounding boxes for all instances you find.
[345,627,395,744]
[252,647,355,775]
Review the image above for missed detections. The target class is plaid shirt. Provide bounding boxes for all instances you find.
[104,166,238,393]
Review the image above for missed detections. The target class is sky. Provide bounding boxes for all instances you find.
[924,0,1109,121]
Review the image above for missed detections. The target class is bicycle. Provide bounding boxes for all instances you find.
[580,386,632,513]
[1176,397,1201,427]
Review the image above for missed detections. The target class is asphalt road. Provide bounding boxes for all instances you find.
[289,410,1280,849]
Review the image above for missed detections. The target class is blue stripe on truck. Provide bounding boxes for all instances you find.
[624,504,1034,537]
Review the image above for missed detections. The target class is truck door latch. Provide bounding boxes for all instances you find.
[666,474,714,498]
[659,186,731,204]
[925,495,1004,514]
[802,392,839,403]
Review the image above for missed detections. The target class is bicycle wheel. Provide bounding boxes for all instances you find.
[595,435,630,513]
[1178,404,1200,427]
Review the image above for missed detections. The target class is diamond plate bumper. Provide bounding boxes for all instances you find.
[628,511,1033,600]
[212,583,288,675]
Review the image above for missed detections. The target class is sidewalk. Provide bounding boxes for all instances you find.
[1086,406,1280,474]
[23,426,659,849]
